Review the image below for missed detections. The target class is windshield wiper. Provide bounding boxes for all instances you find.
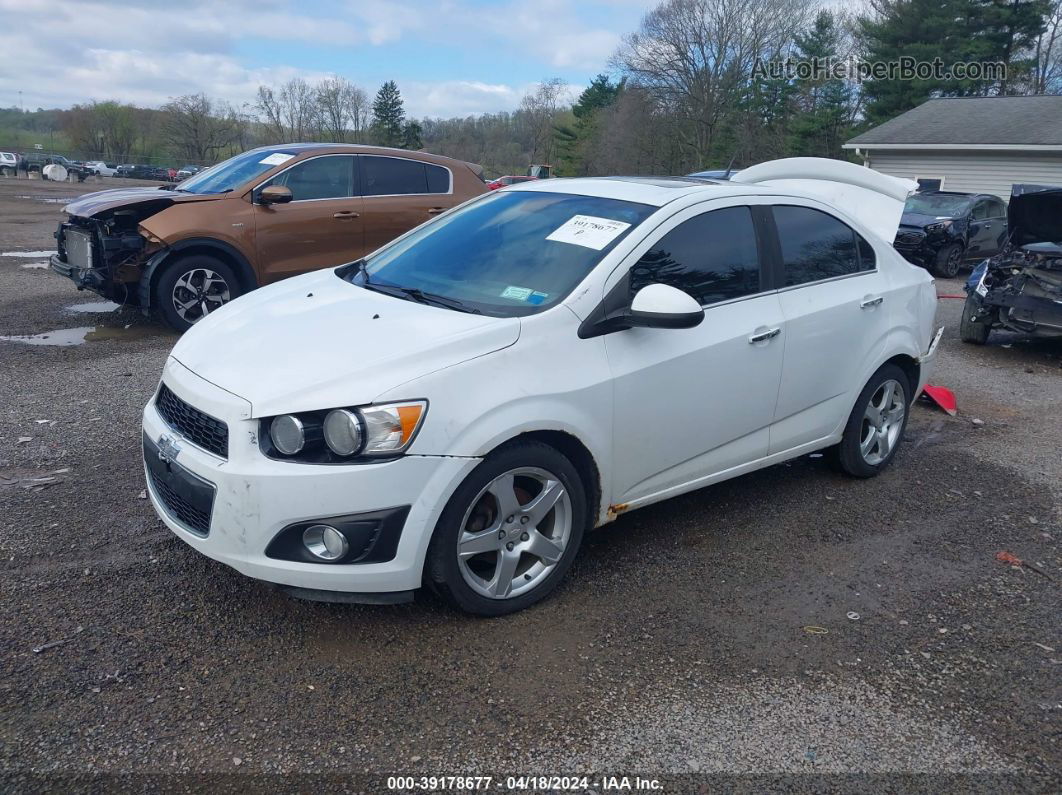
[364,283,481,314]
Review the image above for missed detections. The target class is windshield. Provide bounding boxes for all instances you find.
[177,149,297,194]
[344,191,654,317]
[904,193,973,217]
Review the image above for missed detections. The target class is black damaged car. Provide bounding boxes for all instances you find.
[893,191,1008,278]
[961,184,1062,344]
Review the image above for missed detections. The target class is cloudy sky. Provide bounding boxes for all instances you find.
[2,0,657,117]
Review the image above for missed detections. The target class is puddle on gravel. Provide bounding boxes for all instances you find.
[2,250,55,258]
[64,300,121,313]
[15,195,75,204]
[0,324,171,346]
[20,261,49,269]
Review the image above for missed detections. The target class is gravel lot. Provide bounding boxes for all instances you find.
[1,177,1059,792]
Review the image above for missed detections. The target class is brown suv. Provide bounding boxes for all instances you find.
[50,144,487,331]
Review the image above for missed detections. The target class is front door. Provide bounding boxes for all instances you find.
[358,154,461,255]
[766,203,893,453]
[605,203,785,505]
[969,197,1007,258]
[253,154,363,283]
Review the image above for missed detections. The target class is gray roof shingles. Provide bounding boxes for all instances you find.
[845,96,1062,147]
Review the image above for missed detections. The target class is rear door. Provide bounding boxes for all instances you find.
[359,155,458,255]
[970,197,1007,257]
[766,203,891,454]
[253,154,363,283]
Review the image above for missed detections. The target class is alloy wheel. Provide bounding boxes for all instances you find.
[456,466,572,600]
[860,379,906,466]
[171,268,231,324]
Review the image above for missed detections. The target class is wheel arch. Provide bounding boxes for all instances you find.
[882,353,920,401]
[139,237,258,312]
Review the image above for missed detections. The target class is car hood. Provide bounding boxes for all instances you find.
[63,187,221,218]
[899,211,957,229]
[170,269,521,418]
[1008,184,1062,248]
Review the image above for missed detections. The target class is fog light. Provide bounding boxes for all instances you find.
[302,525,349,561]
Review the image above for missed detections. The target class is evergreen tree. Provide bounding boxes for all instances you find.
[371,81,405,147]
[401,120,423,150]
[554,74,623,175]
[859,0,973,123]
[968,0,1050,93]
[789,11,855,158]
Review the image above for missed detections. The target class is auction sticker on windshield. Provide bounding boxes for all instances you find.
[547,215,631,250]
[259,152,295,166]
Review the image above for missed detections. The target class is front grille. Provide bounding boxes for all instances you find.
[65,228,93,269]
[155,383,229,458]
[895,231,924,246]
[148,468,212,536]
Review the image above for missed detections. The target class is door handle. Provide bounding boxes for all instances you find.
[333,211,359,219]
[748,327,781,344]
[428,207,445,214]
[860,296,884,309]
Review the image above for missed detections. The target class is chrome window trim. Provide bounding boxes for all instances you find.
[359,153,454,198]
[252,153,357,204]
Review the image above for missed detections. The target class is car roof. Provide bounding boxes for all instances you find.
[244,142,473,169]
[507,175,787,207]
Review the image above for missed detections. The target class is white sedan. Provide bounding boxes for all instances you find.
[83,161,118,177]
[142,158,940,615]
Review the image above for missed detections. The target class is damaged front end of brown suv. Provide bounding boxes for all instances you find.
[961,184,1062,344]
[50,144,488,331]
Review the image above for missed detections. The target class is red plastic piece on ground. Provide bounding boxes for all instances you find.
[996,550,1023,566]
[922,384,957,415]
[936,294,966,300]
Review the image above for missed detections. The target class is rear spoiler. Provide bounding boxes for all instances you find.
[731,157,918,243]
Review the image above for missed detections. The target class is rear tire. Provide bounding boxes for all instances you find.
[426,441,586,616]
[153,254,241,333]
[959,294,991,345]
[834,364,911,478]
[933,243,964,278]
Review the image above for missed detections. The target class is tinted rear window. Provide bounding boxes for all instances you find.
[773,205,871,286]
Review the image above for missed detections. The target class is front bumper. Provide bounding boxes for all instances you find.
[142,357,480,594]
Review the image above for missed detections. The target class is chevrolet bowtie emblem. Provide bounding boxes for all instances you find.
[157,434,181,463]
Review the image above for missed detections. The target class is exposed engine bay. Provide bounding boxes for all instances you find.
[965,185,1062,340]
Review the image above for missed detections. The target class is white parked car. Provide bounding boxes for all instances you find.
[83,161,118,177]
[142,158,941,615]
[0,151,18,175]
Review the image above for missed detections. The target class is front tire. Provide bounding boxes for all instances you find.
[153,254,241,333]
[834,364,911,478]
[933,243,964,278]
[960,294,991,345]
[426,441,587,616]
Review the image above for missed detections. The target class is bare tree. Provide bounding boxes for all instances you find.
[519,78,568,164]
[161,94,241,163]
[315,76,369,142]
[615,0,814,163]
[255,78,318,142]
[1034,0,1062,93]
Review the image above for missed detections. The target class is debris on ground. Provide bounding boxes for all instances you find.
[921,385,957,416]
[996,550,1055,581]
[32,626,84,654]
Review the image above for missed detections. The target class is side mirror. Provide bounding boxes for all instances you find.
[577,282,704,338]
[258,185,293,205]
[626,284,704,329]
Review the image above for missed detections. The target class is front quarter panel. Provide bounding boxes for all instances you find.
[375,307,616,523]
[138,197,256,262]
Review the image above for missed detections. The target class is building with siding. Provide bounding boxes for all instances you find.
[843,96,1062,200]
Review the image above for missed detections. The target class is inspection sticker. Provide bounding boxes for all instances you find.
[501,285,533,300]
[259,152,295,166]
[546,215,631,250]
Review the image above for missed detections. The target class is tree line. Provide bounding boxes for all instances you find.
[3,0,1060,175]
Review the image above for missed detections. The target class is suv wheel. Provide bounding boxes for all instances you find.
[833,364,911,478]
[959,293,991,345]
[153,254,240,333]
[933,244,964,278]
[426,441,586,616]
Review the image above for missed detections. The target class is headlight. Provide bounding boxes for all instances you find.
[360,401,427,456]
[926,221,952,234]
[270,414,306,455]
[264,400,427,461]
[323,409,364,456]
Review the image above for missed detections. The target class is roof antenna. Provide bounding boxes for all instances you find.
[723,152,737,180]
